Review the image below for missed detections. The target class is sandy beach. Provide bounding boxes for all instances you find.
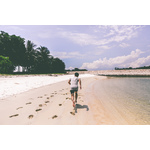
[0,73,150,125]
[0,75,103,125]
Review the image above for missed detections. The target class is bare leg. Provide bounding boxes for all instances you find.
[75,91,78,103]
[71,93,75,107]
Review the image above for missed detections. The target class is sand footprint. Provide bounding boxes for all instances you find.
[59,104,62,106]
[28,115,34,119]
[38,96,43,98]
[70,112,75,115]
[39,104,43,107]
[9,114,19,118]
[35,109,42,112]
[39,104,47,107]
[52,115,58,119]
[45,101,50,103]
[26,102,32,105]
[16,107,23,110]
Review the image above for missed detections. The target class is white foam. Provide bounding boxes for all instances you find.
[0,74,95,99]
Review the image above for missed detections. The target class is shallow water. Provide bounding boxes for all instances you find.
[94,77,150,124]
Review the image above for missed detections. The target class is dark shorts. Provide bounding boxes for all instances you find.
[70,87,78,94]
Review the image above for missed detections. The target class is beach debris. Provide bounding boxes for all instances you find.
[16,107,23,110]
[28,115,34,119]
[45,101,50,103]
[35,109,42,112]
[9,114,19,118]
[52,115,58,119]
[59,104,62,106]
[26,102,32,105]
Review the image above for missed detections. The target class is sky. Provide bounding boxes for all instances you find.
[1,25,150,70]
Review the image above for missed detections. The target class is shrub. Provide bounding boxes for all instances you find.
[0,55,15,73]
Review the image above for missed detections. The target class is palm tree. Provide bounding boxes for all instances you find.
[34,46,51,73]
[25,40,36,72]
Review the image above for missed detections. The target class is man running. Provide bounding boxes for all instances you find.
[68,72,82,108]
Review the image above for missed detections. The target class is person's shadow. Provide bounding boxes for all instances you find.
[75,104,89,113]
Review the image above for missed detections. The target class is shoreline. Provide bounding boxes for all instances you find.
[98,74,150,77]
[1,74,150,125]
[68,69,150,77]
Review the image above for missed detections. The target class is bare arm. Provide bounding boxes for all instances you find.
[79,79,82,89]
[68,79,71,85]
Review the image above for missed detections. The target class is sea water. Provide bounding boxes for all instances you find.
[94,77,150,124]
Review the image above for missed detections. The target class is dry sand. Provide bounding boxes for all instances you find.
[0,75,146,125]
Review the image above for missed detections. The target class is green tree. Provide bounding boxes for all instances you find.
[0,31,26,72]
[0,31,66,74]
[0,31,11,57]
[10,34,26,71]
[0,55,15,73]
[51,57,65,73]
[25,40,37,72]
[33,46,52,73]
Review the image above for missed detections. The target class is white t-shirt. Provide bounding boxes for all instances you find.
[70,76,79,89]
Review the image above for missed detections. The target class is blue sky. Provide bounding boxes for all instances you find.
[1,25,150,70]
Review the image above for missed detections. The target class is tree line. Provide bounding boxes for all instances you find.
[0,31,65,74]
[115,66,150,70]
[66,67,87,72]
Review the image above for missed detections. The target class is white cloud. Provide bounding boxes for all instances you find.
[65,66,74,70]
[130,56,150,68]
[98,45,111,49]
[58,25,143,47]
[80,49,145,70]
[59,31,97,46]
[119,43,130,48]
[52,51,82,59]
